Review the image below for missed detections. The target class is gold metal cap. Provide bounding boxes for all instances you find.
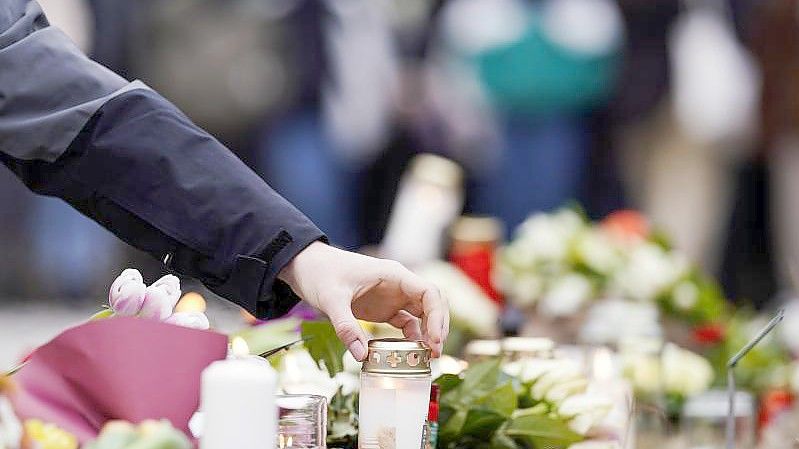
[362,339,432,376]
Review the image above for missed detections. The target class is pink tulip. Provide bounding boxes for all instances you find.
[139,274,181,320]
[164,312,210,330]
[108,269,147,316]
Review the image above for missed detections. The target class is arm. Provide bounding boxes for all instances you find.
[0,0,448,358]
[0,0,323,318]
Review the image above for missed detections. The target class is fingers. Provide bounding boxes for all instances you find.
[388,310,423,341]
[383,261,449,357]
[325,293,370,361]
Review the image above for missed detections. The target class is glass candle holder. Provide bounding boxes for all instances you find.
[682,390,754,449]
[359,339,432,449]
[276,394,327,449]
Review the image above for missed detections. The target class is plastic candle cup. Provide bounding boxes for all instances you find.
[358,339,432,449]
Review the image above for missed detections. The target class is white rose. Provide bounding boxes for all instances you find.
[574,229,621,275]
[515,210,584,264]
[540,274,593,317]
[511,273,544,307]
[611,243,689,302]
[671,281,699,311]
[662,343,713,396]
[625,356,662,395]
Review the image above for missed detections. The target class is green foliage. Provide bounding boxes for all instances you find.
[436,359,583,449]
[301,320,347,377]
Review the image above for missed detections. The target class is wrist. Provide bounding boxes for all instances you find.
[278,240,328,299]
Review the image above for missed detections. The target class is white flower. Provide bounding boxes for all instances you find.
[415,261,499,336]
[611,243,689,302]
[579,299,661,345]
[511,273,544,306]
[624,356,662,395]
[502,358,570,383]
[530,361,584,400]
[513,210,585,264]
[574,229,622,275]
[277,349,340,400]
[545,378,589,403]
[662,343,713,396]
[559,393,614,435]
[108,268,147,316]
[540,274,593,317]
[671,281,699,311]
[623,343,713,397]
[0,397,22,449]
[140,274,182,320]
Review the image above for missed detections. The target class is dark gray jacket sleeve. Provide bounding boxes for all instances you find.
[0,0,325,318]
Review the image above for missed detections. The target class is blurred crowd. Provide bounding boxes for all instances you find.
[0,0,795,307]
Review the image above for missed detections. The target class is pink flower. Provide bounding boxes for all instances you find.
[139,275,181,320]
[165,312,210,330]
[108,269,147,316]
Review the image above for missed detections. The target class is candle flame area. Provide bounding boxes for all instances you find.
[231,336,250,357]
[278,434,294,448]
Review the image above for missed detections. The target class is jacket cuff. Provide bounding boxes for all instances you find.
[206,224,325,320]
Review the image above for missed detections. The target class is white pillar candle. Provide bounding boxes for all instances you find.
[200,359,277,449]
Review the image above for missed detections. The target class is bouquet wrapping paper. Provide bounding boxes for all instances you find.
[10,317,227,443]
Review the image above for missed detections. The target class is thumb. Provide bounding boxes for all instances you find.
[325,300,369,361]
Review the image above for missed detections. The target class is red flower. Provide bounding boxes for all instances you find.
[693,323,726,345]
[759,389,794,428]
[601,210,650,241]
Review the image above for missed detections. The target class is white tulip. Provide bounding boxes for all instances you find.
[140,274,181,320]
[559,393,613,435]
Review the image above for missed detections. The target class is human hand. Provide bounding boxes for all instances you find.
[278,242,449,360]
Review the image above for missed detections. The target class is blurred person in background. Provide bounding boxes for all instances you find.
[0,0,449,359]
[610,0,762,300]
[426,0,624,234]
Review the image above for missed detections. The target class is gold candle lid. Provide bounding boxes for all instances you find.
[362,339,432,376]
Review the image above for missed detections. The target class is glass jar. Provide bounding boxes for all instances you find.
[276,394,327,449]
[682,390,755,449]
[359,339,432,449]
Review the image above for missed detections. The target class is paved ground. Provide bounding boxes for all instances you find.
[0,298,246,371]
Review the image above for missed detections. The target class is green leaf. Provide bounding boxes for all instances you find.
[439,408,468,445]
[461,409,507,437]
[475,381,518,417]
[435,373,463,395]
[444,358,504,406]
[301,320,346,376]
[90,308,114,320]
[503,414,582,449]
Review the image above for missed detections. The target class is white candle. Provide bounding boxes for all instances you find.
[200,358,277,449]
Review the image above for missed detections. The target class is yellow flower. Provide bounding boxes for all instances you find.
[24,419,78,449]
